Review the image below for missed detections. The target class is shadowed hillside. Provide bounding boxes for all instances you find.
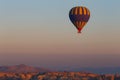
[0,64,50,73]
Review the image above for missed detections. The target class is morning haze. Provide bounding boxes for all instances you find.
[0,0,120,71]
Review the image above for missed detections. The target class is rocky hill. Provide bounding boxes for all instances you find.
[0,64,50,73]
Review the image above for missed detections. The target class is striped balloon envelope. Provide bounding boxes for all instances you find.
[69,6,90,33]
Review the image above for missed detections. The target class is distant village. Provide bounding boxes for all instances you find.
[0,72,120,80]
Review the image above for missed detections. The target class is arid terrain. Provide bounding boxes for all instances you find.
[0,64,120,80]
[0,71,120,80]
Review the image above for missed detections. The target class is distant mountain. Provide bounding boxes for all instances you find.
[0,64,120,74]
[0,64,50,73]
[65,67,120,74]
[85,67,120,74]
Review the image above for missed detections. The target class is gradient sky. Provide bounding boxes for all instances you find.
[0,0,120,70]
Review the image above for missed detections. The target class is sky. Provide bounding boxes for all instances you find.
[0,0,120,70]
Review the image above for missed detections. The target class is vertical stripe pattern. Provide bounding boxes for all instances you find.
[69,6,90,33]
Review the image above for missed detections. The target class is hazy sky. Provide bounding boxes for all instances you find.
[0,0,120,70]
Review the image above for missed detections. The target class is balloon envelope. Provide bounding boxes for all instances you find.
[69,6,90,33]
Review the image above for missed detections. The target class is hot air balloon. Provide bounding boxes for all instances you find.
[69,6,90,33]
